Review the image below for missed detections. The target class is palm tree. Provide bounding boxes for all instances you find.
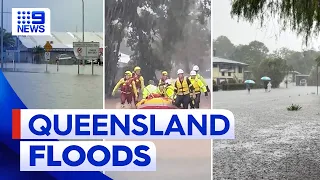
[32,45,45,64]
[0,28,15,59]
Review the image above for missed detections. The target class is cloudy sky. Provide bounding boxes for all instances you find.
[212,0,320,52]
[3,0,103,32]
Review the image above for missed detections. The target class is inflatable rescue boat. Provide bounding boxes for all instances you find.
[136,93,177,109]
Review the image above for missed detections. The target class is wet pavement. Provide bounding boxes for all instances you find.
[3,63,103,109]
[212,86,320,179]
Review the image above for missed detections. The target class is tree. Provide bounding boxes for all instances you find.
[32,45,45,64]
[105,0,210,97]
[212,36,235,58]
[256,57,288,87]
[231,40,268,66]
[231,0,320,44]
[0,28,15,60]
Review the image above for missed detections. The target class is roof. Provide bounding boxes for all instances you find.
[18,32,103,49]
[212,57,249,66]
[296,74,309,77]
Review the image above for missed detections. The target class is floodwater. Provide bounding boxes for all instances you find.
[212,85,320,179]
[105,78,212,180]
[3,63,103,109]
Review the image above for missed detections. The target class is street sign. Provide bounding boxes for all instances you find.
[44,41,52,52]
[73,42,100,59]
[45,52,50,60]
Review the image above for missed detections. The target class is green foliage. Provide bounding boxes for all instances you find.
[287,104,302,111]
[0,28,15,48]
[227,78,237,84]
[256,58,288,87]
[231,0,320,44]
[104,0,210,96]
[307,65,320,86]
[32,45,45,64]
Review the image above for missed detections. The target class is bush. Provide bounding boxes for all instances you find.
[221,83,263,91]
[212,85,219,91]
[222,83,246,90]
[287,104,302,111]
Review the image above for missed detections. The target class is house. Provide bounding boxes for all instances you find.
[212,57,249,84]
[295,74,309,86]
[283,71,301,84]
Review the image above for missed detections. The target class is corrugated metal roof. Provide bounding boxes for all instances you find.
[212,57,248,66]
[18,32,103,48]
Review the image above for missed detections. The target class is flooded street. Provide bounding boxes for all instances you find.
[3,63,103,109]
[212,86,320,179]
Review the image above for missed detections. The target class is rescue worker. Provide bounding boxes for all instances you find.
[192,65,210,92]
[164,79,176,100]
[112,71,138,108]
[174,69,195,109]
[132,66,145,104]
[142,80,159,99]
[158,71,169,86]
[189,70,208,109]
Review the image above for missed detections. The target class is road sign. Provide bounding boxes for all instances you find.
[44,41,52,52]
[73,42,100,59]
[45,52,50,60]
[77,47,82,55]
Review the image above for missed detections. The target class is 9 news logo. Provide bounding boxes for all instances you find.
[12,8,51,36]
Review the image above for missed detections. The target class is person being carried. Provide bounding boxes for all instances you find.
[174,69,195,109]
[188,70,208,109]
[142,80,160,99]
[112,71,138,108]
[192,65,210,93]
[132,66,145,103]
[158,71,169,86]
[161,79,176,100]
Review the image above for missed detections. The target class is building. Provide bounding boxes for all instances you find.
[295,74,309,86]
[212,57,248,84]
[283,71,301,84]
[7,32,103,63]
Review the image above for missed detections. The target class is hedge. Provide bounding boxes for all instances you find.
[213,83,263,91]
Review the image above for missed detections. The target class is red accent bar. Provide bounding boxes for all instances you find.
[12,109,21,139]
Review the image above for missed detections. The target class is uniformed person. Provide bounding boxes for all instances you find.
[132,66,145,103]
[142,80,159,99]
[189,70,208,109]
[192,65,210,92]
[173,69,194,109]
[112,71,138,108]
[159,71,169,86]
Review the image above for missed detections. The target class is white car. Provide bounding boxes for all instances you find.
[56,54,76,64]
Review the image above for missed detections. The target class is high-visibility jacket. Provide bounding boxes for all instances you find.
[196,74,207,86]
[174,77,194,95]
[158,76,169,86]
[112,78,137,97]
[165,85,176,99]
[132,72,145,90]
[142,84,159,99]
[188,77,207,94]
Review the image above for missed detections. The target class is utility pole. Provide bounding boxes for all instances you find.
[317,65,319,95]
[1,0,4,70]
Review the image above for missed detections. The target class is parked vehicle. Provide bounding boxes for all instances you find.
[56,54,76,65]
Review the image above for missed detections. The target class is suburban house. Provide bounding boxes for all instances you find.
[283,71,301,84]
[212,57,249,84]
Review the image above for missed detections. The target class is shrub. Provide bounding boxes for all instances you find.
[287,104,302,111]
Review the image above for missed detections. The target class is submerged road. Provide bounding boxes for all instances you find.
[212,86,320,179]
